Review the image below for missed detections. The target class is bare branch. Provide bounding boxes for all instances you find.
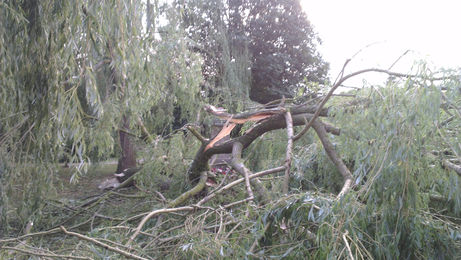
[60,226,148,260]
[197,166,286,206]
[127,206,195,245]
[1,246,91,260]
[312,120,353,198]
[283,111,294,194]
[388,50,410,70]
[186,125,208,143]
[128,171,208,244]
[231,142,254,201]
[342,230,355,260]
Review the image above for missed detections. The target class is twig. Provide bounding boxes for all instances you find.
[1,246,91,260]
[0,219,90,245]
[60,226,148,260]
[0,228,58,244]
[223,197,254,208]
[155,224,185,238]
[334,59,351,85]
[332,93,356,97]
[283,111,293,194]
[110,191,148,199]
[342,230,355,260]
[215,212,224,240]
[118,212,149,226]
[249,222,271,253]
[186,124,208,143]
[157,234,185,245]
[388,50,410,70]
[223,221,242,240]
[197,166,286,206]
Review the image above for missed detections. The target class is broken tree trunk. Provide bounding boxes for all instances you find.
[186,103,350,200]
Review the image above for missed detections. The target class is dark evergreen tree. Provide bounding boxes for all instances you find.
[179,0,328,104]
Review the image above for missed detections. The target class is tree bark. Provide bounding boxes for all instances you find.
[116,115,137,179]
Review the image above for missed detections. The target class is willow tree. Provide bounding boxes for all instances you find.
[0,0,202,232]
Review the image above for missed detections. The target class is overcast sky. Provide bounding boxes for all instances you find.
[300,0,461,85]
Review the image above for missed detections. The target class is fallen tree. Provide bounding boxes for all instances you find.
[126,65,460,246]
[3,65,459,259]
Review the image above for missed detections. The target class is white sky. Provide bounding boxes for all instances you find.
[300,0,461,85]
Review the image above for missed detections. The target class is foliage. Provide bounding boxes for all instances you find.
[0,0,202,232]
[136,131,202,198]
[179,0,328,106]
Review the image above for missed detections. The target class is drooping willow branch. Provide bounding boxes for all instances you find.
[293,67,457,142]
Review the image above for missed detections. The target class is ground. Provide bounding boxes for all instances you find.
[56,161,117,199]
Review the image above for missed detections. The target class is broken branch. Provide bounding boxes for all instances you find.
[312,120,353,198]
[186,124,208,143]
[283,111,294,194]
[231,142,254,201]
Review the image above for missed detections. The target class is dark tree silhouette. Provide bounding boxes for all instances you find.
[180,0,328,104]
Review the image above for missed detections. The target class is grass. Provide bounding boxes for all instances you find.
[55,161,117,200]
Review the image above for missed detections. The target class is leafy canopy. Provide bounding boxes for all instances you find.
[179,0,328,105]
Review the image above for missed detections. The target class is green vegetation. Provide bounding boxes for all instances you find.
[1,0,460,259]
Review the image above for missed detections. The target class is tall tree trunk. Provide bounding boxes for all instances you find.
[116,115,137,176]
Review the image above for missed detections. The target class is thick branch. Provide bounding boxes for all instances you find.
[442,160,461,176]
[231,142,254,200]
[204,105,285,123]
[311,120,353,198]
[283,111,294,194]
[167,171,208,208]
